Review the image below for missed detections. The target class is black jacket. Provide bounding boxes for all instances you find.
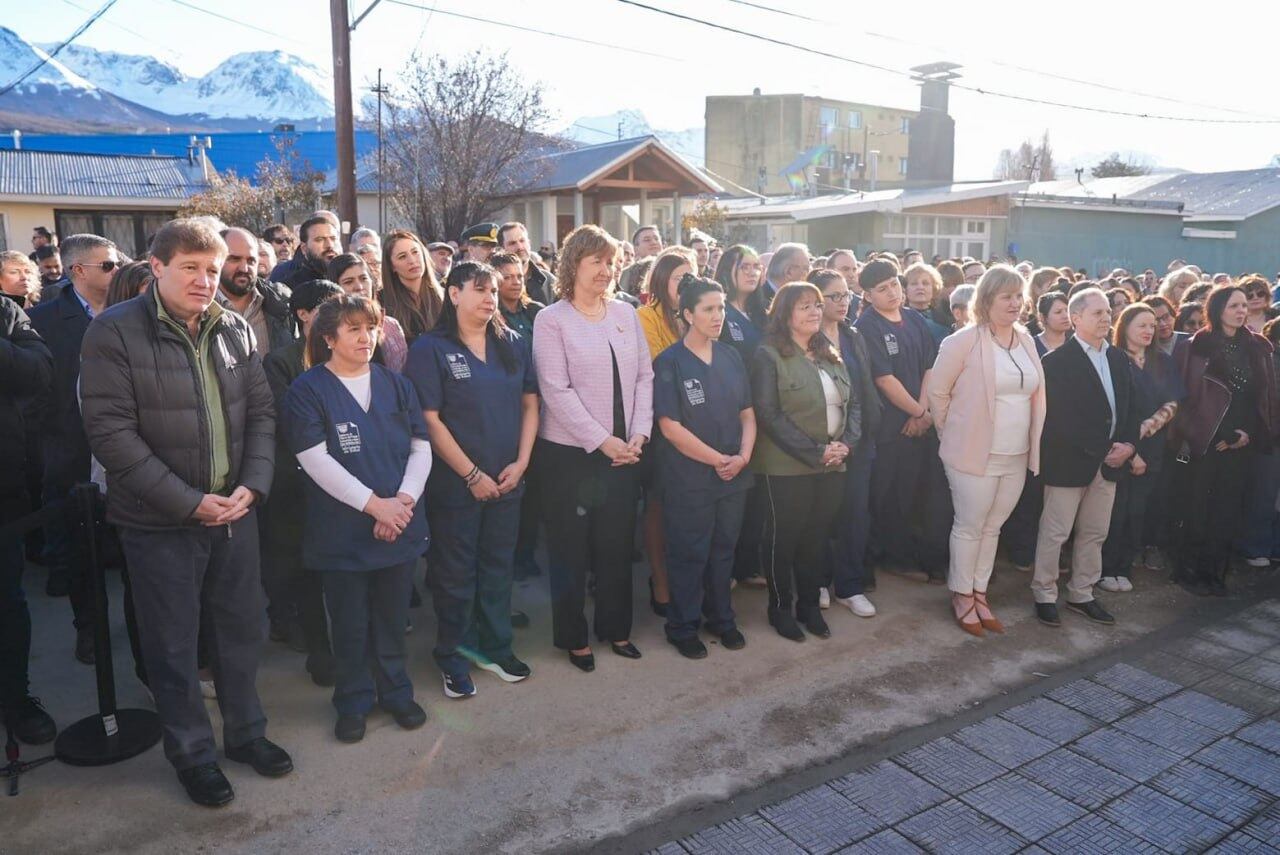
[525,261,557,305]
[79,292,276,530]
[27,284,93,496]
[836,321,882,443]
[1039,337,1139,487]
[281,253,329,290]
[1173,328,1279,457]
[0,300,53,519]
[220,278,296,354]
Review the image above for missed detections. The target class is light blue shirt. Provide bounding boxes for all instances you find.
[69,284,93,319]
[1076,336,1116,438]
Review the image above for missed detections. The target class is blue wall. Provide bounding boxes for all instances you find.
[0,131,378,186]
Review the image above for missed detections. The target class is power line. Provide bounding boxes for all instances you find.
[722,0,1280,121]
[618,0,1280,125]
[383,0,682,60]
[0,0,121,97]
[167,0,310,46]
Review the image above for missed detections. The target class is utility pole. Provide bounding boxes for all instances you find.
[369,68,389,233]
[330,0,357,241]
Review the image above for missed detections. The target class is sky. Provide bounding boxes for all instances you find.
[9,0,1280,180]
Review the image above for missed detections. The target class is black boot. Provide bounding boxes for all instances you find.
[1208,560,1229,597]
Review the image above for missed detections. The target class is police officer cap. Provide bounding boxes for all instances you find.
[426,241,452,253]
[461,223,499,245]
[859,258,900,292]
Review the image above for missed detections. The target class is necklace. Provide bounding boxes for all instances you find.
[572,298,607,320]
[990,326,1025,389]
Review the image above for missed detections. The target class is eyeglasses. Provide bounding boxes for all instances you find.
[1247,290,1268,299]
[825,292,853,303]
[77,260,118,273]
[271,237,292,246]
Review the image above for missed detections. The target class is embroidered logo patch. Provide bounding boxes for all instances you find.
[447,353,471,379]
[884,332,899,356]
[336,422,362,454]
[728,321,744,342]
[684,378,706,406]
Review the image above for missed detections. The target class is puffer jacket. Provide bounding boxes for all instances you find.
[79,289,276,530]
[0,300,53,519]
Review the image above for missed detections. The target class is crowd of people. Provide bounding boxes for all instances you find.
[1,213,1277,808]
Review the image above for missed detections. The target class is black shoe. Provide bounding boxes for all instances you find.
[799,610,831,638]
[285,620,307,654]
[1209,577,1229,597]
[45,568,69,598]
[1065,599,1115,625]
[668,636,708,659]
[5,696,56,745]
[649,578,669,618]
[510,610,530,629]
[74,627,95,665]
[769,611,806,642]
[225,737,293,777]
[610,641,642,659]
[307,656,336,688]
[177,762,234,807]
[334,713,366,743]
[478,656,531,682]
[1178,575,1213,597]
[720,628,746,650]
[513,557,542,581]
[268,619,290,644]
[568,651,595,672]
[386,700,427,730]
[1035,602,1061,627]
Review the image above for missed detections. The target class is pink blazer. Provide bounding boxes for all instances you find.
[927,323,1046,476]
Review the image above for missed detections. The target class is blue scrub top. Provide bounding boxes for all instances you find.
[653,339,753,501]
[720,302,763,365]
[284,364,431,572]
[854,307,938,443]
[404,328,538,508]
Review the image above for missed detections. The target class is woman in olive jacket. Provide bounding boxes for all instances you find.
[750,282,861,642]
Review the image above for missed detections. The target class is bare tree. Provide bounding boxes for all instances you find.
[382,50,556,242]
[180,135,322,233]
[1091,152,1152,178]
[993,131,1056,181]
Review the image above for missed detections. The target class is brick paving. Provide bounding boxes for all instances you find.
[647,600,1280,854]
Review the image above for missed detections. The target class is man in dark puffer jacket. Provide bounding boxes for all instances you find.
[79,219,292,808]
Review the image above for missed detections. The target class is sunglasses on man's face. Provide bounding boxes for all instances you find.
[271,237,292,246]
[78,260,118,273]
[1247,290,1269,299]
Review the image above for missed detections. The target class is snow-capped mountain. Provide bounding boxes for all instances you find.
[562,110,705,166]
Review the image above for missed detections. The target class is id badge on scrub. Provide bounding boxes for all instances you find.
[884,332,899,357]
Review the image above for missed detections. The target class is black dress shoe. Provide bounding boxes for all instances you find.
[45,568,69,598]
[1035,602,1061,627]
[610,641,642,659]
[307,656,336,687]
[769,612,806,642]
[74,628,95,665]
[386,700,427,730]
[668,636,708,659]
[720,628,746,650]
[177,763,234,807]
[799,610,831,639]
[5,696,56,745]
[225,737,293,777]
[568,651,595,672]
[649,578,669,618]
[334,714,366,743]
[1066,599,1115,625]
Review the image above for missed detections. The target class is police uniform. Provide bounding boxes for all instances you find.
[404,329,537,680]
[653,340,753,641]
[284,364,430,718]
[461,223,499,263]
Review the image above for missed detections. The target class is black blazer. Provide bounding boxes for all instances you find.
[1039,337,1139,488]
[27,284,93,496]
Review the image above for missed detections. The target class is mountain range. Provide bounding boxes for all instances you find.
[560,110,705,166]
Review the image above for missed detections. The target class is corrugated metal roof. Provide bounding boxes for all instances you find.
[1024,169,1280,220]
[722,181,1029,221]
[0,148,209,199]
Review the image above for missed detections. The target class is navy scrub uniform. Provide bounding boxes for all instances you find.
[405,329,537,680]
[653,340,753,642]
[720,303,763,365]
[284,364,430,718]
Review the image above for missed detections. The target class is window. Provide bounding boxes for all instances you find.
[901,117,910,134]
[899,158,909,176]
[848,110,862,130]
[819,106,838,134]
[965,220,987,235]
[54,209,176,257]
[883,215,988,261]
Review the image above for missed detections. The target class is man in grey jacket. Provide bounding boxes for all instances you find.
[79,218,291,808]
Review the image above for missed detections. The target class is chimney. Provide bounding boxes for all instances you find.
[10,129,20,150]
[906,62,960,184]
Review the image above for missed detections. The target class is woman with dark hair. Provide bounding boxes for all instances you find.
[328,253,408,371]
[1182,282,1213,307]
[810,269,878,617]
[1176,301,1205,334]
[380,230,443,345]
[404,262,538,698]
[1034,291,1071,356]
[532,224,652,671]
[1106,287,1132,314]
[653,275,755,658]
[715,245,767,361]
[106,259,153,307]
[284,294,432,742]
[1098,303,1184,593]
[1172,285,1279,595]
[751,282,860,640]
[1241,274,1277,334]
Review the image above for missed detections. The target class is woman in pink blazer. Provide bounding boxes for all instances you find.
[928,266,1046,637]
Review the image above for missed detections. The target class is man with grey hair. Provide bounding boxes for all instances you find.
[764,243,811,303]
[1032,287,1138,629]
[349,227,380,255]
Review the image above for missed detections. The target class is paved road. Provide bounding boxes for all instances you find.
[634,599,1280,854]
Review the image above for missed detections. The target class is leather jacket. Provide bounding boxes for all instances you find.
[1173,328,1279,457]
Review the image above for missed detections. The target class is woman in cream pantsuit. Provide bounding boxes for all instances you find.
[928,266,1046,637]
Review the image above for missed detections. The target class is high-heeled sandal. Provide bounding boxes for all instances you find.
[952,593,984,637]
[973,590,1004,633]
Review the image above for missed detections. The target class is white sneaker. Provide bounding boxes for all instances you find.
[1246,557,1271,568]
[819,587,831,609]
[1097,576,1123,593]
[1013,564,1032,573]
[1116,577,1134,592]
[837,594,877,618]
[200,679,217,700]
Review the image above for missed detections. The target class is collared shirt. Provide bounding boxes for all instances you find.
[70,284,94,319]
[1076,336,1117,438]
[218,289,270,355]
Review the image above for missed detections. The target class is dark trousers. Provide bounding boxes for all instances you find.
[44,485,94,631]
[827,440,875,598]
[78,489,148,685]
[426,497,520,676]
[1182,447,1252,580]
[663,489,747,641]
[118,514,268,771]
[320,561,415,716]
[759,472,844,618]
[260,491,332,670]
[870,434,951,576]
[732,480,766,581]
[538,439,638,650]
[1000,471,1043,568]
[0,529,30,706]
[1142,451,1179,552]
[514,466,541,573]
[1101,473,1158,579]
[1239,451,1280,560]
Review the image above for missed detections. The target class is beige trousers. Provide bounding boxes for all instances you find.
[944,454,1028,595]
[1032,469,1116,604]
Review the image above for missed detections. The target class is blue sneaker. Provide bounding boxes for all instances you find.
[442,672,477,699]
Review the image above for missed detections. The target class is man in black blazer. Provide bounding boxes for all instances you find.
[1033,288,1139,627]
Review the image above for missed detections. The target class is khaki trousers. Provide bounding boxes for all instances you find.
[1032,469,1116,604]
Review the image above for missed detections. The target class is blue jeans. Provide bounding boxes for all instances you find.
[1238,451,1280,560]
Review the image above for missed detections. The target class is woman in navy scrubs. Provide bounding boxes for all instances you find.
[405,262,538,699]
[714,244,767,364]
[284,294,433,744]
[654,275,756,658]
